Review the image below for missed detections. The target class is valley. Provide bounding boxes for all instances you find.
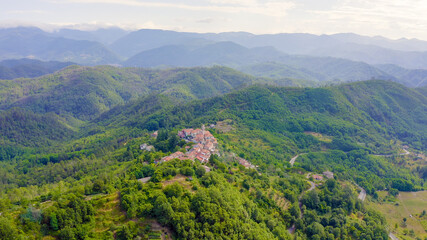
[0,25,426,240]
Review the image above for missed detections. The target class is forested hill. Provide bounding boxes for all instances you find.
[0,76,425,239]
[97,80,426,151]
[0,59,76,80]
[0,65,257,121]
[417,86,427,97]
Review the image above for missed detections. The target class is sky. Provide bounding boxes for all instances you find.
[1,0,427,40]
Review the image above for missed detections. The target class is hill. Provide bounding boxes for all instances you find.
[0,27,426,87]
[376,64,427,87]
[237,62,325,82]
[109,28,211,58]
[0,65,256,121]
[202,31,427,69]
[0,108,73,148]
[124,42,395,83]
[88,80,426,195]
[123,42,283,67]
[0,58,76,80]
[0,27,119,64]
[111,28,427,69]
[113,81,426,150]
[0,78,425,239]
[53,27,130,45]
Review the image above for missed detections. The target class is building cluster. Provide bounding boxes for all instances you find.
[161,126,218,163]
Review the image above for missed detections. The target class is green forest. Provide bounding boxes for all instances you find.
[0,66,426,240]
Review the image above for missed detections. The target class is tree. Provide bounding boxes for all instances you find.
[163,183,183,198]
[196,166,206,177]
[302,190,320,209]
[325,179,336,191]
[58,226,76,240]
[388,188,399,197]
[401,218,407,227]
[168,134,179,151]
[157,129,168,142]
[289,203,301,218]
[180,167,194,177]
[154,195,174,225]
[0,217,18,240]
[50,212,59,231]
[151,169,163,182]
[92,179,105,193]
[116,224,133,240]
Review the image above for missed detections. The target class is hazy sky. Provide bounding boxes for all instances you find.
[1,0,427,39]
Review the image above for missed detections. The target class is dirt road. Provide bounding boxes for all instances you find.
[289,154,300,166]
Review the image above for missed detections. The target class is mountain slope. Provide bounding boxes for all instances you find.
[0,27,119,64]
[0,108,74,160]
[110,28,211,58]
[95,80,426,151]
[237,62,325,82]
[124,42,395,83]
[0,65,256,121]
[0,58,75,79]
[123,42,282,67]
[203,31,427,69]
[0,77,424,239]
[376,64,427,87]
[112,28,427,69]
[53,27,129,45]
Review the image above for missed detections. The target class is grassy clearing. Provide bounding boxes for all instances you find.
[304,131,333,143]
[162,174,195,192]
[91,192,127,234]
[90,192,174,239]
[367,191,427,239]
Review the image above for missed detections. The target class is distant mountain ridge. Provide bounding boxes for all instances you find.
[0,27,119,64]
[0,58,76,80]
[1,27,427,87]
[123,42,397,83]
[111,28,427,69]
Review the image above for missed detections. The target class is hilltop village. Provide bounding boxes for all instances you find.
[161,126,219,163]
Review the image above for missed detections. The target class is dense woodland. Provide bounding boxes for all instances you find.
[0,66,425,239]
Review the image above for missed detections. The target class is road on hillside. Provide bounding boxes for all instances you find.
[389,233,399,240]
[355,184,398,239]
[308,180,315,191]
[373,148,411,158]
[401,149,410,155]
[358,186,366,201]
[353,183,366,201]
[289,154,299,166]
[288,174,316,234]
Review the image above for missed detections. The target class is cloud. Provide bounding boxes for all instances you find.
[51,0,295,17]
[196,18,215,24]
[305,0,427,38]
[7,10,47,15]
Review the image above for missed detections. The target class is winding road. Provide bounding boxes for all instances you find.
[288,153,401,239]
[289,154,300,166]
[356,184,366,201]
[356,184,398,239]
[373,148,411,158]
[389,233,399,240]
[288,174,316,234]
[290,153,307,166]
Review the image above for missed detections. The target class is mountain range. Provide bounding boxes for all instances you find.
[1,27,427,87]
